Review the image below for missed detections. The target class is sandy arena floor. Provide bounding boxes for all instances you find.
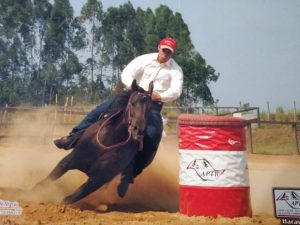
[0,134,299,225]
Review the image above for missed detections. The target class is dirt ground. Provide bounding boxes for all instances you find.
[1,129,299,225]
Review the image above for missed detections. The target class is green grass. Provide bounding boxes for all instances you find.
[251,125,298,155]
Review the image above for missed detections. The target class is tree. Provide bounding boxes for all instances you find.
[178,52,219,105]
[136,8,159,53]
[79,0,104,100]
[0,0,33,105]
[41,0,81,105]
[0,2,219,107]
[102,2,145,87]
[61,50,82,94]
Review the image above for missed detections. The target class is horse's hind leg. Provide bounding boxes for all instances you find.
[33,155,73,189]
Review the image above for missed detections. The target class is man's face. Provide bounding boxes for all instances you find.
[157,46,173,63]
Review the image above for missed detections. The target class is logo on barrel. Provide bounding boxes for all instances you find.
[228,138,241,146]
[276,191,300,209]
[187,158,225,181]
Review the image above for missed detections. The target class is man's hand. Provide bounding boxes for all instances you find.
[151,92,162,102]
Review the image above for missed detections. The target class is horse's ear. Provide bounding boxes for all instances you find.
[131,80,138,91]
[148,81,154,95]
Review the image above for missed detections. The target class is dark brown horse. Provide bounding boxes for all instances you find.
[34,80,154,204]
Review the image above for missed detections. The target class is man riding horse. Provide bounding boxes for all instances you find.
[54,37,183,197]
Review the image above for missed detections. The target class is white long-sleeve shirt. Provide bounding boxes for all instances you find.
[121,53,183,102]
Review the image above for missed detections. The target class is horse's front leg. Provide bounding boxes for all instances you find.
[62,174,115,204]
[117,163,134,198]
[63,153,123,204]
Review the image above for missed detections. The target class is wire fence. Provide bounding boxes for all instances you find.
[0,105,299,154]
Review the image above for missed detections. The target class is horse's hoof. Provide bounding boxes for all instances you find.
[62,196,72,205]
[117,182,129,198]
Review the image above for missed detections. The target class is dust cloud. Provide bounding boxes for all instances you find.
[0,111,293,224]
[1,110,300,218]
[0,110,180,211]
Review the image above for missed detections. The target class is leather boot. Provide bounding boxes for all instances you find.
[53,130,84,150]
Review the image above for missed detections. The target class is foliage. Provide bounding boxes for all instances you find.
[260,107,299,122]
[252,125,295,155]
[0,0,219,106]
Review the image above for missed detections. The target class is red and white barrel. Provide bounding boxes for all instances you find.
[178,114,252,218]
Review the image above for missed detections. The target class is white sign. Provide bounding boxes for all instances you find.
[0,199,23,215]
[273,188,300,218]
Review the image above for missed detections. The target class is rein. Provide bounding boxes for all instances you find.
[95,91,151,151]
[95,110,133,150]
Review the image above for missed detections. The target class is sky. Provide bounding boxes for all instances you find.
[70,0,300,112]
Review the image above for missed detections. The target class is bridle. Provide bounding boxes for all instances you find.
[96,91,151,151]
[125,91,151,130]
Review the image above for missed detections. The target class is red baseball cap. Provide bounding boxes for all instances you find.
[159,37,177,53]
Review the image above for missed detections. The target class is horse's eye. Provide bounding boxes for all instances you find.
[142,96,148,102]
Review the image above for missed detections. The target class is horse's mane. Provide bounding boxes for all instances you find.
[109,90,132,112]
[109,85,147,112]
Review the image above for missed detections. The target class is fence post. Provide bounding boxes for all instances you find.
[69,96,74,122]
[1,104,8,124]
[256,107,261,127]
[64,97,69,123]
[292,123,299,154]
[54,94,58,120]
[267,101,270,121]
[246,122,253,153]
[52,94,58,140]
[294,101,297,122]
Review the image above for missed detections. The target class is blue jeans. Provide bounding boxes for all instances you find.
[72,98,115,133]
